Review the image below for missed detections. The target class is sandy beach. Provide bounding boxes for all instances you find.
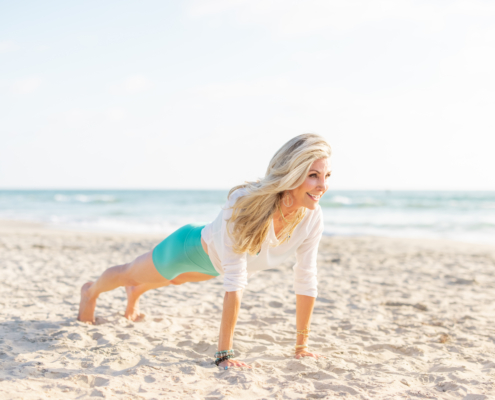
[0,221,494,399]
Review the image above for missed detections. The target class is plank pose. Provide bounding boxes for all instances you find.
[78,133,332,368]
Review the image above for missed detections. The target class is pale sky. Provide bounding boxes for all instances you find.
[1,0,494,190]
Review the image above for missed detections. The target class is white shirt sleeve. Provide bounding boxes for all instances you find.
[293,207,323,298]
[218,191,248,292]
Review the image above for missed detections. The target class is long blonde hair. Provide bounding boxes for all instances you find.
[227,133,332,255]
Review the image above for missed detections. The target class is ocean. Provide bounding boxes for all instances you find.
[0,190,494,244]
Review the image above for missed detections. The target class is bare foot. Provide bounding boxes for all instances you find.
[125,286,143,321]
[78,282,97,324]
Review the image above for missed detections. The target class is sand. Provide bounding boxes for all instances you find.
[0,220,494,399]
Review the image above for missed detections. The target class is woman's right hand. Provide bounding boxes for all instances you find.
[217,291,244,369]
[219,358,251,369]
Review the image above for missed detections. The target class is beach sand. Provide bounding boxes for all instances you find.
[0,221,494,399]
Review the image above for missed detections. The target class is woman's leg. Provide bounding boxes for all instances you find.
[124,282,169,321]
[124,271,216,321]
[78,251,161,323]
[78,250,216,324]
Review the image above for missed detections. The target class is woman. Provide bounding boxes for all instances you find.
[78,133,332,369]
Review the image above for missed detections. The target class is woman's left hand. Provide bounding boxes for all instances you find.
[295,350,325,360]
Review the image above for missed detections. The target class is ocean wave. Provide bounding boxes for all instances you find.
[1,189,495,244]
[319,197,495,210]
[320,195,383,208]
[54,194,117,203]
[330,195,351,205]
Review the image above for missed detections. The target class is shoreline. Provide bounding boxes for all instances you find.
[2,218,494,250]
[0,219,166,239]
[1,221,494,399]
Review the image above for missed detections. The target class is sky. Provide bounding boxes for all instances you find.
[1,0,494,190]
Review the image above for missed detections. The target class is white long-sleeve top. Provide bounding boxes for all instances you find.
[201,188,323,298]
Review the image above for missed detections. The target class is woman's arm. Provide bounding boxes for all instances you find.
[295,294,323,359]
[213,191,250,368]
[217,290,250,368]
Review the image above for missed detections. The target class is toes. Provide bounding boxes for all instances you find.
[133,313,146,322]
[124,312,145,322]
[77,319,94,325]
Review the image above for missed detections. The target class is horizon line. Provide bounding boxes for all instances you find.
[1,187,494,192]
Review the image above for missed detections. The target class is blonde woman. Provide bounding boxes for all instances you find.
[78,133,332,369]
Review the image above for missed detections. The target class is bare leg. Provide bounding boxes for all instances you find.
[78,251,167,323]
[124,282,169,321]
[78,250,216,324]
[124,271,216,321]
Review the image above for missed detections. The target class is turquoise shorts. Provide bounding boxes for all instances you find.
[152,224,219,280]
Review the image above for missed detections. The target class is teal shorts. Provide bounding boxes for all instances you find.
[152,224,219,280]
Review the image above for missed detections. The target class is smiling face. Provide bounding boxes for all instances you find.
[286,158,331,212]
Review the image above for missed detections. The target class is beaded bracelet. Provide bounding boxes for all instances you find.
[294,344,308,354]
[215,354,234,366]
[297,329,311,337]
[215,349,235,358]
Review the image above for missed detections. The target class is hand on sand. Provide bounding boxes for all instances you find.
[295,350,325,360]
[219,358,251,370]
